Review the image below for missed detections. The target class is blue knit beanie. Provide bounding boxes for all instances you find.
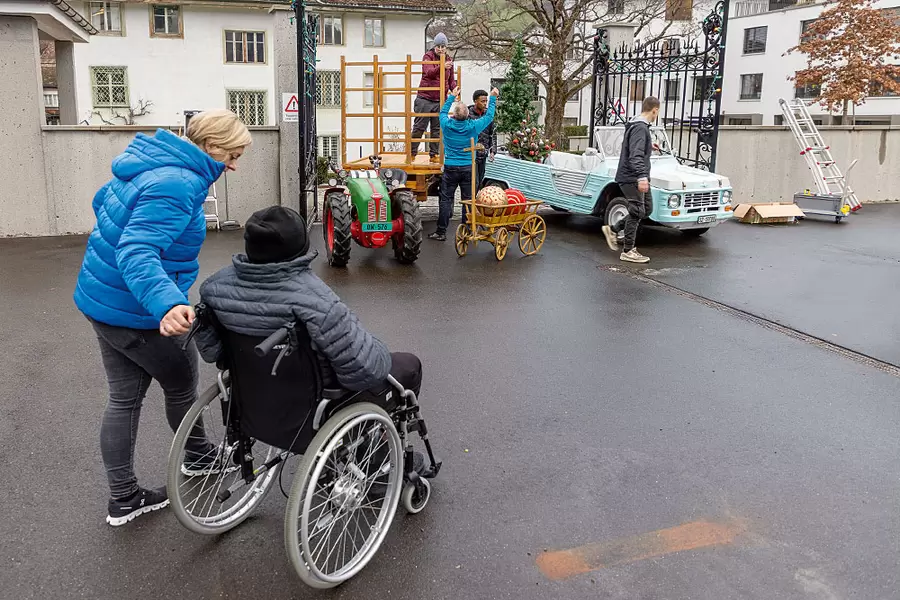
[433,32,448,47]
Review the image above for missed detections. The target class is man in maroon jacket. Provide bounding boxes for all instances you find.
[411,33,456,163]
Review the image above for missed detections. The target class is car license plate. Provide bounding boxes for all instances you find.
[362,222,392,232]
[697,215,717,224]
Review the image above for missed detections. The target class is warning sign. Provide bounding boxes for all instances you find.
[282,93,299,122]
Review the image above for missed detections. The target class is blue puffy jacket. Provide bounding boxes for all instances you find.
[74,128,225,329]
[439,95,496,167]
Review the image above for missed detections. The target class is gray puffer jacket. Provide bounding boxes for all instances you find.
[194,250,391,391]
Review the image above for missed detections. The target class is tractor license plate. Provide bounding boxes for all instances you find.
[362,222,392,232]
[697,215,717,224]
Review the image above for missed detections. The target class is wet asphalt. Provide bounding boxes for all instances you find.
[1,205,898,600]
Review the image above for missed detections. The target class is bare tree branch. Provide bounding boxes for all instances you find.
[93,99,154,126]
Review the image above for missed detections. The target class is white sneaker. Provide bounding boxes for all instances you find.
[601,225,619,251]
[620,249,650,264]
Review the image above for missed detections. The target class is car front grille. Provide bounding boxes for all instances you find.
[684,191,719,208]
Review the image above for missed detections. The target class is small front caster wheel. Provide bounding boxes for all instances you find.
[402,478,431,514]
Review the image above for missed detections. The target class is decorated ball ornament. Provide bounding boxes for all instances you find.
[505,188,527,215]
[476,185,508,216]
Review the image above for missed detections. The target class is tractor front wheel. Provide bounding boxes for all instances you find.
[392,190,422,264]
[324,191,352,267]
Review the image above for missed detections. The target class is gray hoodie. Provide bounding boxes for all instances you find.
[195,250,391,391]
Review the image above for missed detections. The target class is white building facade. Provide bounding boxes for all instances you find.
[722,0,900,125]
[68,0,451,155]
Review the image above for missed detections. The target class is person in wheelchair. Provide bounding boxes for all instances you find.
[194,205,428,473]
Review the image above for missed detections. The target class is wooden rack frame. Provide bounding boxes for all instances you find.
[340,55,462,197]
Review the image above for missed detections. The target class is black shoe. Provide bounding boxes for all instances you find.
[106,486,169,527]
[428,232,446,241]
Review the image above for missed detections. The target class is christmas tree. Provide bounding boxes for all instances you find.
[508,120,555,163]
[497,40,534,134]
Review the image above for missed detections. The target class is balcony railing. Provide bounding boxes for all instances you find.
[733,0,816,17]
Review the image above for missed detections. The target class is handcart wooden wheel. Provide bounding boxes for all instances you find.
[494,227,510,260]
[517,214,546,256]
[454,223,469,257]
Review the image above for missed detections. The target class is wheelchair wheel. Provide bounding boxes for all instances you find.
[284,403,403,588]
[167,381,282,535]
[401,477,431,514]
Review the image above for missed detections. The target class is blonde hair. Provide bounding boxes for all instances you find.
[186,109,252,152]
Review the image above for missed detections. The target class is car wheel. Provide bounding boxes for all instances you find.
[604,196,629,230]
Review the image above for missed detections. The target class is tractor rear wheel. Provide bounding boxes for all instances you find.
[324,191,352,267]
[392,190,422,264]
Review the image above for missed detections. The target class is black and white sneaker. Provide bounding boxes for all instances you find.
[428,232,446,241]
[181,445,232,477]
[106,487,169,527]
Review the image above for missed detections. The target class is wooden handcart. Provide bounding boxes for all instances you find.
[454,138,547,261]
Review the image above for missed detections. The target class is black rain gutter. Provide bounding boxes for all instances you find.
[49,0,99,35]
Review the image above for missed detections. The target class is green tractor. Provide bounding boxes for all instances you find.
[322,155,423,267]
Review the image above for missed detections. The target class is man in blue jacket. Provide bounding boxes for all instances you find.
[428,86,498,241]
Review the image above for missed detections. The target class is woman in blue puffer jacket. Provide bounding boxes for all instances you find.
[73,110,251,526]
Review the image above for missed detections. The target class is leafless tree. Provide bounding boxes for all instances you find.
[93,99,154,126]
[438,0,706,143]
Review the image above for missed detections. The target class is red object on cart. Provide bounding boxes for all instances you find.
[505,188,527,215]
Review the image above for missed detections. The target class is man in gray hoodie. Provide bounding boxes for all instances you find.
[195,206,421,398]
[603,96,660,264]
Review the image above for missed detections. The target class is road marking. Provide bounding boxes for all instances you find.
[536,519,747,581]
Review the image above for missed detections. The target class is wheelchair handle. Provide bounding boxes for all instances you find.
[254,327,290,357]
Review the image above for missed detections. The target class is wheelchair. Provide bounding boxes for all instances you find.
[166,304,441,588]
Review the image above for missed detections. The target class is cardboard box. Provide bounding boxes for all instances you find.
[733,202,805,224]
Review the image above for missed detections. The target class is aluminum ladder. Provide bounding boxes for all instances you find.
[779,98,861,211]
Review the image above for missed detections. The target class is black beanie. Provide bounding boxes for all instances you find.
[244,206,310,264]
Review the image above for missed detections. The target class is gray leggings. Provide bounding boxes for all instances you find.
[90,317,209,499]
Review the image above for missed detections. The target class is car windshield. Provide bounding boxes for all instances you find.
[593,125,673,158]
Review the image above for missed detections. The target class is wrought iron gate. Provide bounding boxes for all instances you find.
[589,1,729,171]
[293,1,318,222]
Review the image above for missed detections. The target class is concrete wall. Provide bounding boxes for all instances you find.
[6,126,279,237]
[0,16,51,237]
[717,126,900,204]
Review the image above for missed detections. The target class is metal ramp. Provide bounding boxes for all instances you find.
[779,98,861,212]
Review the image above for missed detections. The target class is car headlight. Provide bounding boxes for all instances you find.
[328,178,337,187]
[338,169,348,179]
[383,169,393,179]
[667,194,681,209]
[722,190,733,204]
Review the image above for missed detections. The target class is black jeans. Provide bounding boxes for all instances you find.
[612,182,653,252]
[389,352,422,397]
[437,165,473,235]
[475,155,487,192]
[411,97,440,158]
[89,317,210,499]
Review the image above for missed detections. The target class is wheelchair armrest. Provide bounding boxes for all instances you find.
[322,388,346,400]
